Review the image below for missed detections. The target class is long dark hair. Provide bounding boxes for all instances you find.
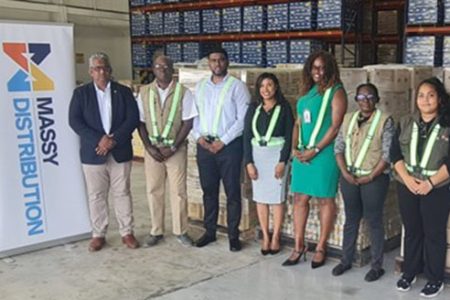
[300,50,341,96]
[416,77,450,127]
[254,72,286,105]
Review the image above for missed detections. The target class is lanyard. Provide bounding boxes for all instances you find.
[251,104,282,146]
[408,121,440,175]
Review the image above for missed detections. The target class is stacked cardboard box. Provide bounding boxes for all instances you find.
[289,1,316,30]
[243,6,266,32]
[267,3,289,31]
[266,40,288,67]
[202,9,221,33]
[148,12,164,36]
[222,7,242,33]
[131,13,147,37]
[407,0,439,25]
[222,42,241,64]
[183,10,201,34]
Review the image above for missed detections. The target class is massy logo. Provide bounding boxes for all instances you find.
[3,42,54,92]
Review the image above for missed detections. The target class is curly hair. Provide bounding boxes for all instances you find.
[300,50,341,96]
[254,72,286,105]
[415,77,450,127]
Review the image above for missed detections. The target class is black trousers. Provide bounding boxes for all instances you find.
[340,174,389,270]
[196,137,243,240]
[397,182,450,282]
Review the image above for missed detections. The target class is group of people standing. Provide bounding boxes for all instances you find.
[69,48,450,298]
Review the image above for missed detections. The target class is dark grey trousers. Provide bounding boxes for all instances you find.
[339,174,390,270]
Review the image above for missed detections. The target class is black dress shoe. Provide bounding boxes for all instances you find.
[195,234,216,248]
[270,248,280,255]
[332,263,352,276]
[229,239,241,252]
[364,268,385,282]
[261,249,271,256]
[282,247,307,266]
[311,249,326,269]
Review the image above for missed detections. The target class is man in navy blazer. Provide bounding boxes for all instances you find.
[69,52,140,252]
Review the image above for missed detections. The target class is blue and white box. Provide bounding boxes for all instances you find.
[164,11,182,35]
[182,42,200,62]
[266,40,288,66]
[243,6,266,32]
[317,0,356,29]
[222,41,241,63]
[242,41,266,66]
[405,36,441,66]
[408,0,439,25]
[148,12,164,36]
[267,4,289,31]
[165,43,182,62]
[222,7,242,33]
[290,40,324,64]
[183,10,201,34]
[290,1,316,30]
[131,13,147,37]
[130,0,146,7]
[202,9,221,33]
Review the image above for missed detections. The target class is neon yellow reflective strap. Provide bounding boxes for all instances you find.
[408,122,441,176]
[298,87,333,149]
[354,110,382,168]
[199,79,208,135]
[148,89,159,139]
[212,76,235,136]
[161,83,182,139]
[345,112,359,167]
[251,104,282,147]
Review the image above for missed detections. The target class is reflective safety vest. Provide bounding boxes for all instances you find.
[405,122,441,177]
[298,87,332,150]
[198,76,235,139]
[345,109,382,176]
[251,104,284,147]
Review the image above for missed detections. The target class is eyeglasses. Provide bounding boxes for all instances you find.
[153,64,170,70]
[355,94,377,102]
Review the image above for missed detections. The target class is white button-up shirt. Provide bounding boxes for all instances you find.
[94,81,112,134]
[192,74,250,145]
[137,80,198,122]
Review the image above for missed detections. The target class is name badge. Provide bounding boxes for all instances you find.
[303,109,312,124]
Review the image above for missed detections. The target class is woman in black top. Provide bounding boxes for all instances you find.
[391,77,450,298]
[243,73,294,255]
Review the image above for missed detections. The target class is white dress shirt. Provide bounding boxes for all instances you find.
[94,81,112,134]
[137,80,198,122]
[192,74,250,145]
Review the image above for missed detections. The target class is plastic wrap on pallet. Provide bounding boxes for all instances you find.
[243,5,266,32]
[130,0,146,7]
[266,40,288,66]
[317,0,357,30]
[242,41,266,66]
[202,9,221,33]
[405,36,442,67]
[131,13,147,37]
[290,1,316,30]
[222,7,242,33]
[165,43,182,63]
[267,3,289,31]
[222,42,241,64]
[148,12,164,36]
[182,42,200,63]
[289,40,324,64]
[407,0,439,25]
[183,10,201,34]
[164,11,182,35]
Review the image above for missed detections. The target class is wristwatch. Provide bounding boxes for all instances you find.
[170,145,177,153]
[314,146,321,154]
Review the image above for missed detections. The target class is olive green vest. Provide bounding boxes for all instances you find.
[140,81,186,146]
[341,110,390,176]
[395,114,450,186]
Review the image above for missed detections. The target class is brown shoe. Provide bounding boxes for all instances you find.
[122,234,139,249]
[88,237,105,252]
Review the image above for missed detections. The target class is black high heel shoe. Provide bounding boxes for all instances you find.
[281,247,307,266]
[311,249,327,269]
[261,248,271,256]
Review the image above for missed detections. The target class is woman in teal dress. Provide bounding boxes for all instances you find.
[282,51,347,268]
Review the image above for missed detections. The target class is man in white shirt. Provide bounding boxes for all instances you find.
[192,48,250,251]
[138,55,197,247]
[69,52,140,252]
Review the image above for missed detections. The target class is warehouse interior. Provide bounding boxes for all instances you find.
[1,0,450,299]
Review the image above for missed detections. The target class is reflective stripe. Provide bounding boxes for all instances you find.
[345,109,382,175]
[251,137,285,147]
[251,104,282,147]
[298,87,332,149]
[199,76,235,137]
[408,121,441,176]
[148,83,182,146]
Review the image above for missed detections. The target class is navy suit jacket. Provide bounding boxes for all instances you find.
[69,81,139,164]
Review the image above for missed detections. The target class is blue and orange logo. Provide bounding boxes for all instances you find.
[3,42,54,92]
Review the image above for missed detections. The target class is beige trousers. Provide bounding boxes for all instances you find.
[144,144,188,236]
[82,155,134,237]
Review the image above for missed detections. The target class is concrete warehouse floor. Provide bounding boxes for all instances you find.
[1,161,449,300]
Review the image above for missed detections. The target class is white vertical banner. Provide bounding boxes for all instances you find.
[0,21,91,257]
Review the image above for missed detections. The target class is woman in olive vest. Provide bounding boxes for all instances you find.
[392,77,450,298]
[284,51,347,268]
[332,83,395,282]
[243,73,294,255]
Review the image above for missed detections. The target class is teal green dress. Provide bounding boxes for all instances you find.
[290,84,343,198]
